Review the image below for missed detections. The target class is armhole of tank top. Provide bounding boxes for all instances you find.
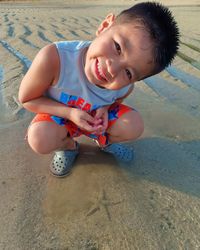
[52,43,64,88]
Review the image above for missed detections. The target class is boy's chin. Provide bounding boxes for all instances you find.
[88,79,106,89]
[95,83,106,89]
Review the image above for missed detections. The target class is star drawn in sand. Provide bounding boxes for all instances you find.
[86,189,122,221]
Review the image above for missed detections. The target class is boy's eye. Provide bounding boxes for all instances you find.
[125,69,132,80]
[114,41,121,54]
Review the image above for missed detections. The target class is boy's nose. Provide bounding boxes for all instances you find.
[106,59,120,78]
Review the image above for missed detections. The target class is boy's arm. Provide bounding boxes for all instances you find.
[19,43,67,116]
[115,84,134,104]
[18,43,99,131]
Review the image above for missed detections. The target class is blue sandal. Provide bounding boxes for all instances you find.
[101,143,134,163]
[50,142,79,177]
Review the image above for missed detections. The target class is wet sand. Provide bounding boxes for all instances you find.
[0,1,200,249]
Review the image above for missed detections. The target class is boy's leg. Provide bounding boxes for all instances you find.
[27,121,76,154]
[107,109,144,144]
[95,104,144,162]
[27,114,79,177]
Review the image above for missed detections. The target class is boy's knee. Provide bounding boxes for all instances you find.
[27,123,52,154]
[113,111,144,141]
[124,111,144,140]
[131,111,144,139]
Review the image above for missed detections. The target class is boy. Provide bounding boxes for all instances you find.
[18,2,179,177]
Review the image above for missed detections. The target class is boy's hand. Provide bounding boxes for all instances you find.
[69,108,103,133]
[93,106,109,135]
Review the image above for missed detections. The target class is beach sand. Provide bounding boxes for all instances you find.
[0,0,200,249]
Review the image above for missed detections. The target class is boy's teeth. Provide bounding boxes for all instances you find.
[97,61,105,79]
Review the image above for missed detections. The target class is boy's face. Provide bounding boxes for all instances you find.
[84,14,155,90]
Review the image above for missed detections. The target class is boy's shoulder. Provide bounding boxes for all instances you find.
[54,40,91,52]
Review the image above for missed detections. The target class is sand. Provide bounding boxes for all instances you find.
[0,0,200,249]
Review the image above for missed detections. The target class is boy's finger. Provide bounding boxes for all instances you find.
[81,121,101,132]
[81,123,96,132]
[83,113,95,123]
[103,120,108,128]
[93,118,102,125]
[94,112,101,119]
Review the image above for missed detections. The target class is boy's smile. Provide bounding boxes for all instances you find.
[84,14,155,90]
[95,58,107,82]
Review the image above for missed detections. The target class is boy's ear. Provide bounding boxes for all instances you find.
[96,13,116,36]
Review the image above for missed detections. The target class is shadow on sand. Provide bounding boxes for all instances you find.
[120,137,200,198]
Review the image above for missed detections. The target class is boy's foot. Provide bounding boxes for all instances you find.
[100,143,134,163]
[50,141,79,177]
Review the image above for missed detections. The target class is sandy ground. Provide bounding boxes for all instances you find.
[0,0,200,249]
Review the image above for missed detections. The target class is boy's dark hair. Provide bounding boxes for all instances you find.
[116,2,180,76]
